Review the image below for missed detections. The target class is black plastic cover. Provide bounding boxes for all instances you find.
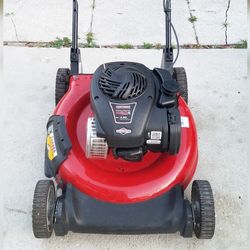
[91,62,156,148]
[54,184,193,237]
[44,115,72,178]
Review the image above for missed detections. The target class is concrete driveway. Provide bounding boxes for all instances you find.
[1,47,247,250]
[4,0,247,45]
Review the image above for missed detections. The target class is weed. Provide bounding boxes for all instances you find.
[188,15,198,23]
[143,42,154,49]
[234,39,247,49]
[5,12,14,17]
[86,32,96,47]
[117,43,133,49]
[62,37,71,46]
[50,37,72,48]
[222,22,229,28]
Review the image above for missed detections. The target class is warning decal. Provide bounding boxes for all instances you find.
[47,125,58,160]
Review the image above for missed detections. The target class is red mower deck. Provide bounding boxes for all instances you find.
[55,75,198,203]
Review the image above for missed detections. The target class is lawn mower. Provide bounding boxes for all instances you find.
[32,0,215,239]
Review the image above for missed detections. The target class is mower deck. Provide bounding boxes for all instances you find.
[47,75,198,204]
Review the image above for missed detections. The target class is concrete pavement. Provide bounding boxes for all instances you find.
[0,47,248,250]
[3,0,247,45]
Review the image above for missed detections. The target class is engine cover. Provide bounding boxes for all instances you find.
[90,62,181,161]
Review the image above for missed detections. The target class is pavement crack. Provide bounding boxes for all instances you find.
[3,41,246,49]
[89,0,96,33]
[5,207,29,215]
[224,0,231,44]
[186,0,200,45]
[6,14,19,42]
[11,17,19,41]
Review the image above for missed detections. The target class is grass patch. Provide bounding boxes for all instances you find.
[50,37,71,48]
[117,43,133,49]
[143,42,154,49]
[234,39,247,49]
[86,32,96,48]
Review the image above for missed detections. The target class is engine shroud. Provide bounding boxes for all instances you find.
[90,62,181,161]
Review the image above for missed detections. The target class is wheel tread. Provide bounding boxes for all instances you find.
[173,67,188,104]
[32,180,55,238]
[55,68,70,105]
[192,180,215,239]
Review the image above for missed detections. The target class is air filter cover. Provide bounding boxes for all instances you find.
[98,66,147,100]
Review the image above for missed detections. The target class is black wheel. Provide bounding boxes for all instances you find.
[173,67,188,104]
[32,180,56,238]
[191,180,215,239]
[55,68,70,105]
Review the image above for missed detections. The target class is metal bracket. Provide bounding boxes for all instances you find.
[161,0,174,73]
[70,0,80,75]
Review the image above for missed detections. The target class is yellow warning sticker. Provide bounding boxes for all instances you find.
[47,125,57,160]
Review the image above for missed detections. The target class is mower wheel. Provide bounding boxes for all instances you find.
[191,180,215,239]
[55,68,70,105]
[173,67,188,104]
[32,180,56,238]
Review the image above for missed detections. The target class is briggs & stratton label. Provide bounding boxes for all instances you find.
[109,102,137,124]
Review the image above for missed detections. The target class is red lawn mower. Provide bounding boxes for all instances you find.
[32,0,215,239]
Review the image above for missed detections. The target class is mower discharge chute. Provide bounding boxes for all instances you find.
[32,0,215,239]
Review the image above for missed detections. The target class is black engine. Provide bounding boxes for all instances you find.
[89,62,181,162]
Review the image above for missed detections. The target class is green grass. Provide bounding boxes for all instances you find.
[117,43,134,49]
[143,42,154,49]
[188,15,198,23]
[50,37,71,48]
[234,39,247,49]
[86,32,96,48]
